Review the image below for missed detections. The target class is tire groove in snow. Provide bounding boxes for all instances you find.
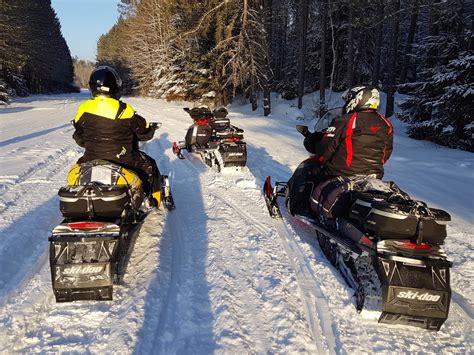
[161,150,316,352]
[210,191,337,354]
[206,193,271,352]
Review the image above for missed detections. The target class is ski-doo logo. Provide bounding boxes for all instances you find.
[62,265,104,275]
[228,153,243,156]
[397,290,441,302]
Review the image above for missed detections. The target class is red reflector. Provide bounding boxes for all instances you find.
[266,176,272,196]
[400,242,432,250]
[359,236,374,247]
[68,222,106,229]
[225,137,241,142]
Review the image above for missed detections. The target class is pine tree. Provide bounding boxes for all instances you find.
[399,0,473,151]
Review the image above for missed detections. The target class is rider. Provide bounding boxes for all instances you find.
[304,85,393,179]
[288,85,393,215]
[72,66,162,206]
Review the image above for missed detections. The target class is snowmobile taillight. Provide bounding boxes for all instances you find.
[225,137,242,142]
[359,235,374,247]
[67,222,107,229]
[399,241,432,250]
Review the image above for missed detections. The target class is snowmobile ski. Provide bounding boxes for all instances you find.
[161,175,175,210]
[263,176,283,218]
[173,141,185,160]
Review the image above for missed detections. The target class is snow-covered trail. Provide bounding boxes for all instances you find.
[0,93,472,353]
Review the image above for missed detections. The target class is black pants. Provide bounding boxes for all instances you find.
[287,157,324,215]
[129,151,161,197]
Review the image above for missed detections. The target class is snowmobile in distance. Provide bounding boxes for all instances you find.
[172,106,247,172]
[49,122,175,302]
[263,123,452,331]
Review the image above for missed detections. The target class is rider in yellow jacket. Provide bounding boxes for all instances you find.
[73,66,161,206]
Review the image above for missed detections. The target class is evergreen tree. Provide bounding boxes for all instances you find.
[399,0,473,151]
[1,0,75,95]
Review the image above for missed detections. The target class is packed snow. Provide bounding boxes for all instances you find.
[0,91,472,353]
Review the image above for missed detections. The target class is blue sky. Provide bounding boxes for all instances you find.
[51,0,120,62]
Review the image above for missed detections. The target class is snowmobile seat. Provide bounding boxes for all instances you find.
[186,107,212,121]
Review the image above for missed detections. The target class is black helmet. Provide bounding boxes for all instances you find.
[342,85,380,114]
[89,66,122,99]
[212,106,229,119]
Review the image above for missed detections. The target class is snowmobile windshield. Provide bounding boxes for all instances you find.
[314,109,340,132]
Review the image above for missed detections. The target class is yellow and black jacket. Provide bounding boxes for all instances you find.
[73,96,154,165]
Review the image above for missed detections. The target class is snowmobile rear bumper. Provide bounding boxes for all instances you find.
[175,140,247,171]
[376,256,451,331]
[49,220,140,302]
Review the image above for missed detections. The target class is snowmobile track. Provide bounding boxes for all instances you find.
[170,150,337,351]
[149,208,185,353]
[209,191,337,354]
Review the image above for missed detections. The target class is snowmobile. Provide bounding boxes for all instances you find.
[263,123,452,331]
[172,106,247,172]
[49,123,175,302]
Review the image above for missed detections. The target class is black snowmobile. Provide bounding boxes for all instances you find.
[49,123,175,302]
[263,123,452,331]
[172,106,247,171]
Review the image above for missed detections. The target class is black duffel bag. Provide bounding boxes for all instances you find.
[364,199,451,245]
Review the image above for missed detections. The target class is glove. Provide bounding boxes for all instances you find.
[296,125,310,137]
[149,122,161,130]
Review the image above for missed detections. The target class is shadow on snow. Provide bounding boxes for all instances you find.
[134,132,216,353]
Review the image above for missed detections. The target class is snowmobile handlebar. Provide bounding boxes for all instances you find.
[296,125,310,137]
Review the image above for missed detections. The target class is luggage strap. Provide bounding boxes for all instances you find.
[115,101,127,120]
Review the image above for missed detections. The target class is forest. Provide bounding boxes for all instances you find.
[1,0,472,151]
[0,0,77,100]
[98,0,472,151]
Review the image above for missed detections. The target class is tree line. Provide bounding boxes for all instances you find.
[98,0,472,151]
[0,0,77,104]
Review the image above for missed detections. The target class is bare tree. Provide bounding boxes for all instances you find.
[345,1,354,87]
[372,1,384,87]
[319,0,328,117]
[297,0,309,109]
[399,1,419,84]
[385,0,400,117]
